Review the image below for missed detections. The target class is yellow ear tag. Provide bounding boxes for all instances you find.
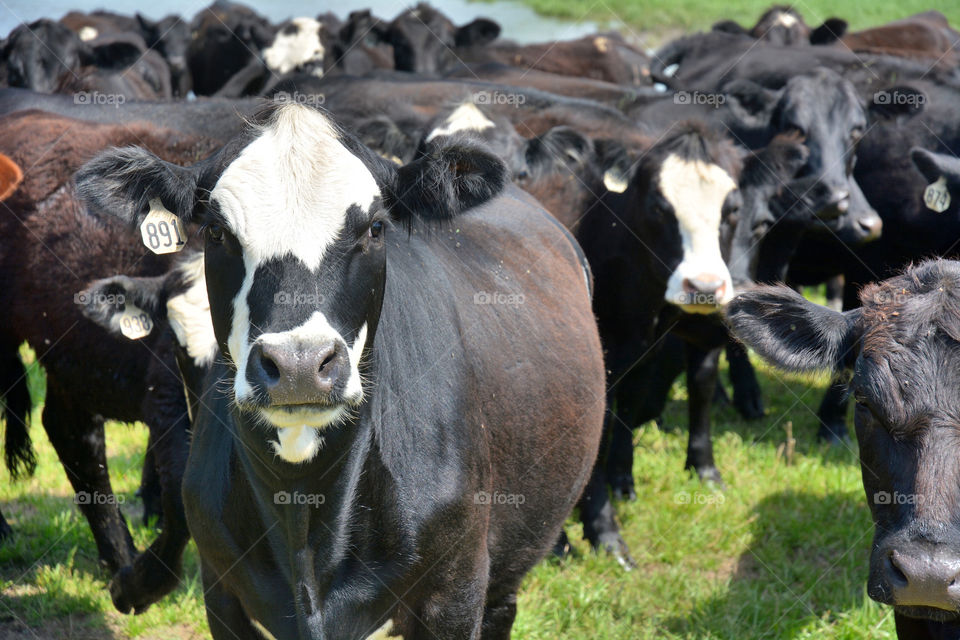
[140,198,187,254]
[118,304,153,340]
[924,176,951,213]
[603,169,628,193]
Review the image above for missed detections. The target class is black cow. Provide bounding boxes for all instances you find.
[187,1,276,96]
[2,19,89,92]
[386,3,500,74]
[76,103,606,638]
[727,260,960,640]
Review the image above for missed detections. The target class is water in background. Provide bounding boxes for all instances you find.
[2,0,599,44]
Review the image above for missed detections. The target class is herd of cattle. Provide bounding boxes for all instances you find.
[2,1,960,638]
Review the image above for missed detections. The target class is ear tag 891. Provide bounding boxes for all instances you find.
[119,304,153,340]
[924,176,951,213]
[141,198,187,254]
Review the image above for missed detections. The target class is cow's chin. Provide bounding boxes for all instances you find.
[259,405,349,464]
[893,605,960,623]
[678,303,722,315]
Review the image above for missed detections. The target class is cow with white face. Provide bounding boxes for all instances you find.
[76,103,605,639]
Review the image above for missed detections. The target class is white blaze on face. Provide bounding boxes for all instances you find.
[211,105,380,450]
[166,253,218,368]
[425,102,494,142]
[659,154,737,312]
[263,17,325,75]
[774,11,799,28]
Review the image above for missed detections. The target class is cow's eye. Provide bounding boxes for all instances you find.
[850,127,864,142]
[368,220,384,238]
[205,223,225,243]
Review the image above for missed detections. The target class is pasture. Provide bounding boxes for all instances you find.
[1,335,895,639]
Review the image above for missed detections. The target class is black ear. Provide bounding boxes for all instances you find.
[752,134,809,182]
[539,126,592,164]
[726,285,861,372]
[724,79,783,130]
[454,18,500,47]
[809,18,847,45]
[712,20,748,36]
[80,273,169,335]
[92,40,145,70]
[75,146,199,226]
[910,148,960,187]
[869,85,926,120]
[389,138,506,221]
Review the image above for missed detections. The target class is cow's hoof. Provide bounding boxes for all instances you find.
[597,533,636,571]
[551,531,572,559]
[695,465,726,489]
[817,422,850,446]
[609,474,637,502]
[733,388,765,420]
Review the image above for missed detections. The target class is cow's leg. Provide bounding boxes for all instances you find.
[480,591,517,640]
[42,388,136,572]
[202,567,262,640]
[0,508,12,540]
[684,345,724,485]
[726,337,765,419]
[137,438,163,528]
[816,376,850,444]
[578,409,634,570]
[109,377,192,614]
[606,419,636,501]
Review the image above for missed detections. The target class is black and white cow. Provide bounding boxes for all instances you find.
[727,260,960,640]
[77,103,606,639]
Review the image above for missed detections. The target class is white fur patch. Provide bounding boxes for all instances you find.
[658,154,737,312]
[166,253,218,368]
[774,12,799,28]
[263,17,325,75]
[425,103,495,142]
[366,620,400,640]
[252,619,278,640]
[78,26,98,41]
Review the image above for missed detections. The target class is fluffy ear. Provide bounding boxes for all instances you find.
[809,18,847,45]
[711,20,748,36]
[454,18,500,47]
[79,273,169,336]
[726,285,861,372]
[537,126,592,165]
[75,146,199,226]
[910,147,960,188]
[91,40,145,70]
[0,152,23,201]
[724,79,783,130]
[389,138,506,221]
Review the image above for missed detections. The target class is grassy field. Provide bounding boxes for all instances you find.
[0,324,896,638]
[509,0,960,38]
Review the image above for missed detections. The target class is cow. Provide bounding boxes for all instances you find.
[385,3,500,74]
[726,260,960,639]
[0,109,223,614]
[187,1,276,96]
[711,6,812,46]
[76,101,606,638]
[2,19,90,92]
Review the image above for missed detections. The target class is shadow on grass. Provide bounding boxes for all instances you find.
[664,489,875,638]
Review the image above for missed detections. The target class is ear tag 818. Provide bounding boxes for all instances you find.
[924,176,951,213]
[141,198,187,254]
[119,304,153,340]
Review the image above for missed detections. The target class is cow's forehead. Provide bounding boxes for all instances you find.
[658,154,736,222]
[210,105,381,271]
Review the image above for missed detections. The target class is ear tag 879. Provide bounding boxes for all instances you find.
[924,176,951,213]
[141,198,187,254]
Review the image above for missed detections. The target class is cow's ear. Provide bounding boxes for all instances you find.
[79,274,168,336]
[724,79,783,130]
[75,146,198,226]
[712,20,748,36]
[389,139,506,221]
[593,138,634,193]
[809,18,847,45]
[92,40,145,70]
[910,148,960,187]
[726,285,861,372]
[454,18,500,47]
[0,152,23,201]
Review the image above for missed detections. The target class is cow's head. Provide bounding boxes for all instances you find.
[725,68,882,244]
[3,19,91,93]
[386,3,499,73]
[77,103,505,464]
[625,122,741,312]
[727,260,960,622]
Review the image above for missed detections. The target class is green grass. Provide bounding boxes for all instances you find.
[1,318,896,638]
[506,0,960,40]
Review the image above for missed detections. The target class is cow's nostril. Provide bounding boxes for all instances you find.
[888,552,909,586]
[318,352,336,374]
[260,353,280,382]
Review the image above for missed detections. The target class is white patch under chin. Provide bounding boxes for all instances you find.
[263,17,325,75]
[658,154,737,311]
[425,102,494,142]
[271,425,324,464]
[166,253,218,367]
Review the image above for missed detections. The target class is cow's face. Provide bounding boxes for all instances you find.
[631,125,741,313]
[4,19,90,93]
[727,260,960,622]
[77,103,506,464]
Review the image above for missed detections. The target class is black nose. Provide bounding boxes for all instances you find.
[247,339,349,405]
[884,547,960,611]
